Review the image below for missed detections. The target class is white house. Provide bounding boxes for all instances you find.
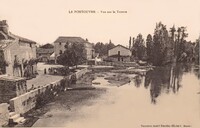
[108,44,131,62]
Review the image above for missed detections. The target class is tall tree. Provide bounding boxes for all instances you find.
[194,36,200,64]
[169,25,176,41]
[133,33,146,60]
[146,34,153,63]
[169,25,176,61]
[132,37,135,48]
[175,26,188,61]
[152,22,171,65]
[129,36,131,49]
[0,50,8,74]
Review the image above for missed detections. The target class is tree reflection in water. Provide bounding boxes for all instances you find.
[133,75,142,88]
[143,64,195,104]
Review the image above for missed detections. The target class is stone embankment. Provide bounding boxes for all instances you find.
[0,68,88,127]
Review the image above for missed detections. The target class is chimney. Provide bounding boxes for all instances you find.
[0,20,9,34]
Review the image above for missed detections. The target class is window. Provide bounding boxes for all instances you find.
[59,42,62,45]
[118,51,120,55]
[59,50,63,54]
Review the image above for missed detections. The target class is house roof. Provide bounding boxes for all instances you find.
[110,44,130,51]
[0,32,37,50]
[54,36,91,44]
[36,48,54,54]
[9,33,36,44]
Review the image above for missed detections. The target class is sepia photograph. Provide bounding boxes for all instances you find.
[0,0,200,127]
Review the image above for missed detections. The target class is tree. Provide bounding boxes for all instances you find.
[152,22,171,65]
[169,25,176,41]
[169,25,176,61]
[107,40,115,51]
[94,42,104,56]
[194,36,200,64]
[146,34,153,63]
[71,42,87,67]
[132,33,146,60]
[57,42,86,67]
[0,50,8,74]
[94,41,115,56]
[132,37,135,48]
[173,26,189,62]
[129,36,131,49]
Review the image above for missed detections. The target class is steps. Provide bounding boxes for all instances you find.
[9,112,26,125]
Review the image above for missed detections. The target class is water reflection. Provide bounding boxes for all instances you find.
[133,75,142,88]
[142,64,199,104]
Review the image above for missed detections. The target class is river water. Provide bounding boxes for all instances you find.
[33,64,200,128]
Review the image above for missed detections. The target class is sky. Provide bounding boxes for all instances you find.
[0,0,200,46]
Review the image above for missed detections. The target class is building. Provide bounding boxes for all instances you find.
[36,47,54,62]
[108,44,131,62]
[54,36,94,63]
[0,20,37,78]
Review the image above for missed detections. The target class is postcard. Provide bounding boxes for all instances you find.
[0,0,199,128]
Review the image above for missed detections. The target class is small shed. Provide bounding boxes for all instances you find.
[0,76,27,103]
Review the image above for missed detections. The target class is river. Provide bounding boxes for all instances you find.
[33,64,200,128]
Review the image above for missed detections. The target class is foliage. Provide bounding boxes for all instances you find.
[194,37,199,64]
[132,34,146,60]
[129,37,131,49]
[57,42,86,67]
[94,40,115,56]
[0,50,8,74]
[130,22,197,66]
[146,34,153,63]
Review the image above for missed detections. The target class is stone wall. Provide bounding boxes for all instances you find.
[9,68,88,115]
[75,68,88,79]
[97,61,138,67]
[0,103,9,126]
[9,80,61,114]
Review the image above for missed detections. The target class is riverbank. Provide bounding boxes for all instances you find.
[34,64,200,128]
[18,68,132,127]
[14,64,200,127]
[16,71,106,127]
